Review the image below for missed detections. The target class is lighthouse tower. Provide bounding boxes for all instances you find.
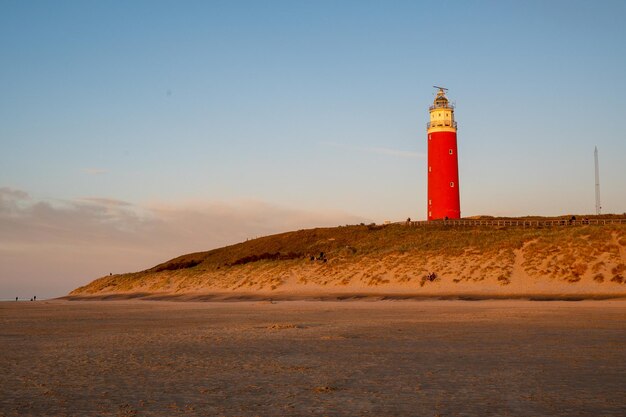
[427,87,460,220]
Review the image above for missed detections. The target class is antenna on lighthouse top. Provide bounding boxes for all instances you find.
[431,86,453,109]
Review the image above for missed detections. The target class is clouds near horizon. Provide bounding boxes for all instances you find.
[0,187,367,298]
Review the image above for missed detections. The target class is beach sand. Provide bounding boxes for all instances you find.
[1,300,625,416]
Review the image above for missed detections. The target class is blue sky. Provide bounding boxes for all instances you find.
[1,1,626,297]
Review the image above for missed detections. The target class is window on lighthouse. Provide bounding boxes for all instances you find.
[450,182,455,187]
[449,149,453,155]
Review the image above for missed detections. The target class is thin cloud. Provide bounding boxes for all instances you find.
[82,168,108,175]
[322,141,425,160]
[365,146,426,159]
[80,198,133,207]
[0,187,30,201]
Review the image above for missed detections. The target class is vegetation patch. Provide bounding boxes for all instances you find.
[497,275,511,285]
[228,252,303,266]
[153,260,201,272]
[611,264,625,275]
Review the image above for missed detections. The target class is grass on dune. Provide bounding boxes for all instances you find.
[71,222,626,294]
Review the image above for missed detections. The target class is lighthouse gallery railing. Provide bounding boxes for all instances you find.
[427,121,458,129]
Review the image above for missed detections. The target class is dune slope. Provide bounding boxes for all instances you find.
[70,223,626,299]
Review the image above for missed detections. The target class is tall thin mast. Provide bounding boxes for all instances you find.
[594,146,601,215]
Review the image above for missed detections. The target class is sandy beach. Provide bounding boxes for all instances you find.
[1,299,625,416]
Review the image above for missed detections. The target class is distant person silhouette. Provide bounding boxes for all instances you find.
[15,297,18,301]
[33,296,36,301]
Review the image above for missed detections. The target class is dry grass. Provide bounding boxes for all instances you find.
[70,223,626,296]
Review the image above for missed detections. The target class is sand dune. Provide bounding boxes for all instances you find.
[70,223,626,300]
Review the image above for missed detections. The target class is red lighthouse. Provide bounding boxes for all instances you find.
[427,87,460,220]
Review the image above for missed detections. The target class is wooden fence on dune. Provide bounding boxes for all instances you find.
[399,218,626,228]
